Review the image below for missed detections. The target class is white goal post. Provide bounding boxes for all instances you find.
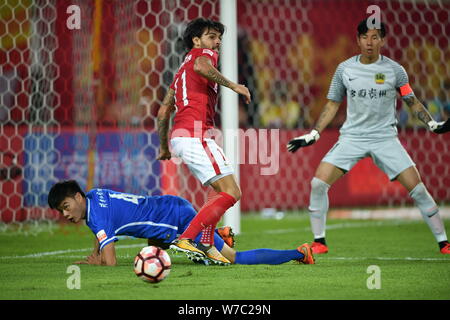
[220,0,241,234]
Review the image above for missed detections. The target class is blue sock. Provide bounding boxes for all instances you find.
[235,249,303,265]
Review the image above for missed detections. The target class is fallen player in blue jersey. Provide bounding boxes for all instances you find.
[48,180,314,266]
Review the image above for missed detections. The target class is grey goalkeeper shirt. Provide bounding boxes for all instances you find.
[327,55,414,139]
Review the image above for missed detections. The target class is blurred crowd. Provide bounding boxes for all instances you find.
[237,78,450,130]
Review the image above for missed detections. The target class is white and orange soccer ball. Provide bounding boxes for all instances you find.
[134,246,171,283]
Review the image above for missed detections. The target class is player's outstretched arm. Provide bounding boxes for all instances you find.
[157,89,176,160]
[404,96,450,134]
[100,243,117,266]
[287,100,340,153]
[194,56,251,104]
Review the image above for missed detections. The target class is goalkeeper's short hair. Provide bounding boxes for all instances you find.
[357,18,387,38]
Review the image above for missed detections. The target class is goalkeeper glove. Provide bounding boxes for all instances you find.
[428,119,450,134]
[287,129,320,153]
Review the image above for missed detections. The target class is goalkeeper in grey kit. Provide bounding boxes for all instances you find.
[287,18,450,255]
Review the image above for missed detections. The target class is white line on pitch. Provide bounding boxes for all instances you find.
[0,243,146,260]
[319,256,450,262]
[0,220,429,260]
[259,219,417,234]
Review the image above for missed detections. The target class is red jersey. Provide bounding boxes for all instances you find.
[170,48,219,138]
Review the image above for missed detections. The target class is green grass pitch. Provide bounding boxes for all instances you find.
[0,214,449,300]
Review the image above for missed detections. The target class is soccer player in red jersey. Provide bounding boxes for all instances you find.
[157,18,252,265]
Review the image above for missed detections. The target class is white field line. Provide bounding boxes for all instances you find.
[320,257,450,261]
[0,220,448,262]
[40,253,187,260]
[252,219,417,235]
[0,243,145,260]
[33,255,450,262]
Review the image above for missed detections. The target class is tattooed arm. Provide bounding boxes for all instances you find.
[156,88,176,160]
[194,56,251,104]
[313,100,341,133]
[403,95,450,133]
[403,95,433,125]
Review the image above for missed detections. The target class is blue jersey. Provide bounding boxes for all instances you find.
[85,189,193,251]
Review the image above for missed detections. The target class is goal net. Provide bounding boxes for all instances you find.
[1,0,449,231]
[0,0,221,231]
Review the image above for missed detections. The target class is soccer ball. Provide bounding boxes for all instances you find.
[134,246,171,283]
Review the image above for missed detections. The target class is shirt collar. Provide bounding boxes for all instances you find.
[358,54,382,65]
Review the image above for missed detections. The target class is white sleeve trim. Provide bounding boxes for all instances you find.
[99,236,118,251]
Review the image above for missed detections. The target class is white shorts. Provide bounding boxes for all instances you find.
[322,136,415,181]
[170,137,234,185]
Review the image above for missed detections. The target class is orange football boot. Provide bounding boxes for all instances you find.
[217,226,235,248]
[311,241,328,254]
[440,242,450,254]
[297,243,315,264]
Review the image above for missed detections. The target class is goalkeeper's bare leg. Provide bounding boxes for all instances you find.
[396,166,449,254]
[308,162,345,254]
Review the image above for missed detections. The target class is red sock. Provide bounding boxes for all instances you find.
[180,192,237,241]
[200,225,214,245]
[200,190,221,245]
[207,189,219,201]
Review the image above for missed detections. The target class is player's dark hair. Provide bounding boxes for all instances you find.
[183,18,225,50]
[357,18,386,38]
[48,180,85,209]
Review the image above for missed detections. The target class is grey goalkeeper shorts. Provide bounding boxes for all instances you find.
[322,136,415,181]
